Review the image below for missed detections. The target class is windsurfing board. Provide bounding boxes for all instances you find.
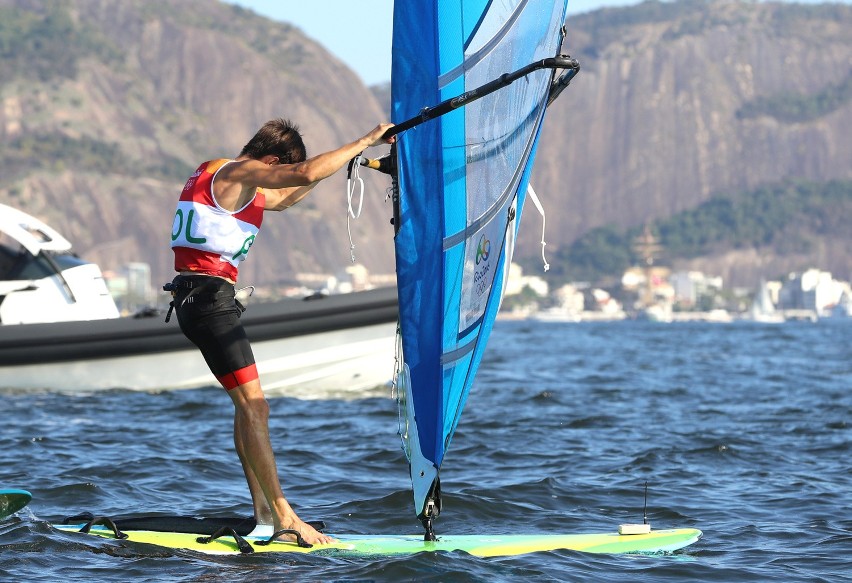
[53,521,702,557]
[0,489,32,519]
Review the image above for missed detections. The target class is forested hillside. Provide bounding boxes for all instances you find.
[542,180,851,285]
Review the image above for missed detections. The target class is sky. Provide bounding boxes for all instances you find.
[227,0,849,86]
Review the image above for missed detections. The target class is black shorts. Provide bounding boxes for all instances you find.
[171,275,257,390]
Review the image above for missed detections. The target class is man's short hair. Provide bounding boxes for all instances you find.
[239,118,307,164]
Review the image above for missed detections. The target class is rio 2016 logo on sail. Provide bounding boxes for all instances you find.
[473,235,491,296]
[475,236,490,265]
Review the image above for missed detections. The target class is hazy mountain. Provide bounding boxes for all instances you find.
[1,0,850,292]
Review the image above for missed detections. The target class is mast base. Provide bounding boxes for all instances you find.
[421,517,437,542]
[417,477,441,541]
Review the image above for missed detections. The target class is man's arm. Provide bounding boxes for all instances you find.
[265,183,317,211]
[216,123,394,211]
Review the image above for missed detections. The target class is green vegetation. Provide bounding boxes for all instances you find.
[544,180,852,284]
[556,226,633,283]
[0,133,193,182]
[0,1,305,85]
[0,4,122,82]
[0,134,120,176]
[737,75,852,123]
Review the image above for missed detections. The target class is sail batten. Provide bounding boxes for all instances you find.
[391,0,572,526]
[442,103,546,250]
[440,340,478,365]
[440,0,530,88]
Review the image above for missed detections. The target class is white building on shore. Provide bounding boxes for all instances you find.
[779,269,849,317]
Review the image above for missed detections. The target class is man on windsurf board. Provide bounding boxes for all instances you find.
[166,118,394,545]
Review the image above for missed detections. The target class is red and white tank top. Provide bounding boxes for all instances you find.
[171,159,265,282]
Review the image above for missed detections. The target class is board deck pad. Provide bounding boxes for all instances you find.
[0,489,32,519]
[53,521,702,557]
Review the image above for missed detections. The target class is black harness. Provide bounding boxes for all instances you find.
[162,277,244,323]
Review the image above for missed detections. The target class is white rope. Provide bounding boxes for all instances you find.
[346,155,365,263]
[526,184,550,272]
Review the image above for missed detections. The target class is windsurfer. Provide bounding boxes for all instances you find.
[168,118,394,545]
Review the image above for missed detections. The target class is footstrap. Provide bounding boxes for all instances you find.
[255,528,313,548]
[196,526,254,554]
[79,516,128,540]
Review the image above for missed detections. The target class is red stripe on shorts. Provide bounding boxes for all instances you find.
[217,364,259,390]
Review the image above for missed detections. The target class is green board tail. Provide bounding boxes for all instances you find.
[0,489,32,519]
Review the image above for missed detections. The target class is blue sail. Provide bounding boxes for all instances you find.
[391,0,571,524]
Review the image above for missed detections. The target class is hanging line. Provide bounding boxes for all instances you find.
[346,154,366,263]
[526,184,549,272]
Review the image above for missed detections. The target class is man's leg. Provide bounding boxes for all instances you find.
[233,413,273,526]
[227,378,333,545]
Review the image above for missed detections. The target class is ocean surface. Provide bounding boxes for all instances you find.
[1,320,850,582]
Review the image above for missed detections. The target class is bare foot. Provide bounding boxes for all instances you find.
[277,517,336,545]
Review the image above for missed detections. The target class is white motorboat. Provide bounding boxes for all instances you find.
[0,204,398,396]
[0,203,120,325]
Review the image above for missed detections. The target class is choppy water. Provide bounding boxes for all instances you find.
[1,320,850,581]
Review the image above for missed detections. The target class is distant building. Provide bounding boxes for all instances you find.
[554,283,585,313]
[126,262,152,306]
[342,263,369,292]
[779,269,846,315]
[621,267,645,290]
[591,288,623,315]
[296,264,396,295]
[505,263,548,297]
[670,270,724,308]
[622,265,673,309]
[104,262,154,314]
